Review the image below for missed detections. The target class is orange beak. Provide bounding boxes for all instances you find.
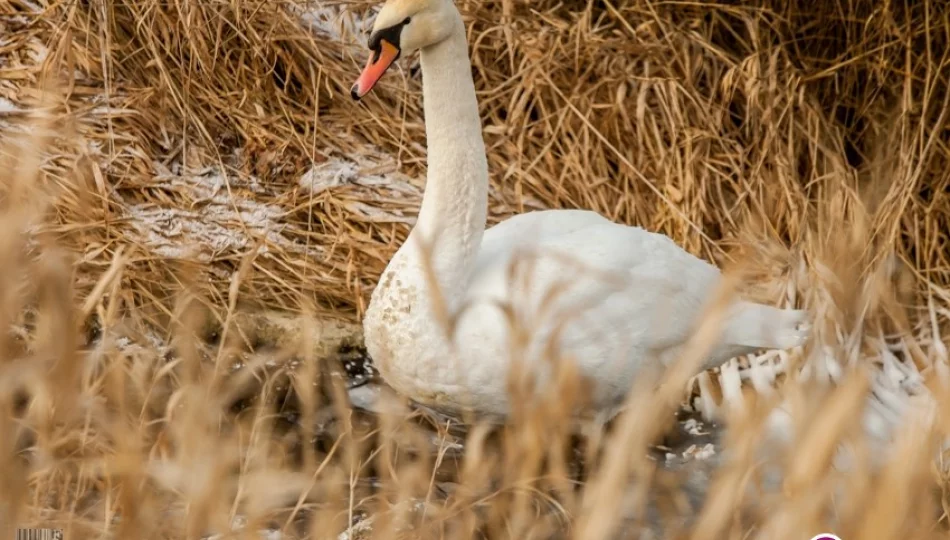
[351,40,401,100]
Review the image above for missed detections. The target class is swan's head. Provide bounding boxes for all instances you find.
[351,0,458,100]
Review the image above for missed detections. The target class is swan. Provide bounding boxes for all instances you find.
[349,0,809,421]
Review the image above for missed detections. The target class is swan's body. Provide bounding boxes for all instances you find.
[352,0,808,421]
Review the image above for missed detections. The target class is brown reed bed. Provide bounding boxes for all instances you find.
[1,0,949,538]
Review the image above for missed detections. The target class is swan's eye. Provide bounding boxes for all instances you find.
[403,17,411,25]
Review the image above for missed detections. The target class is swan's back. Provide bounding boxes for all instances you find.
[470,209,611,277]
[455,213,724,413]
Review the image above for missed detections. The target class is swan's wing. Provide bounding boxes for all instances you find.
[458,220,724,409]
[472,209,611,278]
[467,219,722,357]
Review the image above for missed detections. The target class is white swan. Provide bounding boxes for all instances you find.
[350,0,808,421]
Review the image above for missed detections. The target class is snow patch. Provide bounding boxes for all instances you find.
[298,157,358,194]
[124,166,320,264]
[0,97,18,113]
[26,40,48,64]
[683,443,716,461]
[297,152,412,195]
[683,418,708,436]
[297,2,366,44]
[297,151,421,224]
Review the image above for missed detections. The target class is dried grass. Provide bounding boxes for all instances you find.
[1,0,950,538]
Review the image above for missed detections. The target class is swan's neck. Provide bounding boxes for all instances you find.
[411,15,488,302]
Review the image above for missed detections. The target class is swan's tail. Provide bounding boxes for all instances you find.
[706,301,810,368]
